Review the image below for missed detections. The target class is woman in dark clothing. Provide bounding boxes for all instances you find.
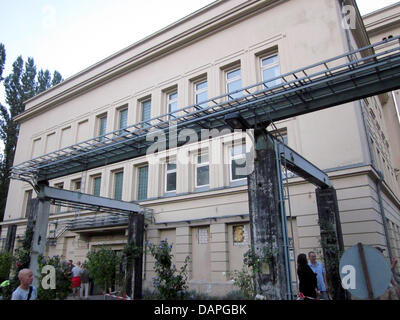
[297,253,319,299]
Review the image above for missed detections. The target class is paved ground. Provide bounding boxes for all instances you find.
[66,294,106,300]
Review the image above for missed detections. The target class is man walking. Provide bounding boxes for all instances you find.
[308,251,329,300]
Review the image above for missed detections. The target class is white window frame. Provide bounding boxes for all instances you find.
[167,90,178,120]
[141,99,152,126]
[260,54,280,86]
[165,161,177,193]
[226,67,242,100]
[97,113,107,141]
[194,79,208,108]
[137,164,149,201]
[118,107,128,130]
[230,143,247,182]
[195,152,210,188]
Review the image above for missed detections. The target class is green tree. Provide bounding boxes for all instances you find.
[86,247,122,292]
[0,43,63,224]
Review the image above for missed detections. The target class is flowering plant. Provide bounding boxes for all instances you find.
[37,255,72,300]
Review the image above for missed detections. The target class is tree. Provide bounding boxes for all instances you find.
[86,247,122,292]
[0,43,63,223]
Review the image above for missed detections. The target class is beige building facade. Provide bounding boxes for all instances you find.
[1,0,400,296]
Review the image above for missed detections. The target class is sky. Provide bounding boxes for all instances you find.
[0,0,399,108]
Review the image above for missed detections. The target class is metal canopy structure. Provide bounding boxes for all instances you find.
[40,185,142,214]
[276,139,332,189]
[10,36,400,183]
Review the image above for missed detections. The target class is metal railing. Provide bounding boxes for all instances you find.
[10,36,400,183]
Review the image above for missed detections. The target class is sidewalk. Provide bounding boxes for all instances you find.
[66,294,105,300]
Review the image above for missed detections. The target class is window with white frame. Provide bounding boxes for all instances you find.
[141,99,151,127]
[194,79,208,108]
[165,161,177,193]
[92,175,101,197]
[167,91,178,120]
[261,54,280,88]
[97,114,107,141]
[113,171,124,200]
[137,165,149,201]
[230,143,247,181]
[195,153,209,188]
[226,68,242,100]
[118,107,128,130]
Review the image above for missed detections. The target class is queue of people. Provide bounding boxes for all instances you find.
[67,260,91,299]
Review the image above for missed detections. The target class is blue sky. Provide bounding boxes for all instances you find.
[0,0,398,107]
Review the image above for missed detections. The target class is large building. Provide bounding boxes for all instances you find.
[1,0,400,296]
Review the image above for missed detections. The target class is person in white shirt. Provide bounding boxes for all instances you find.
[11,269,37,300]
[71,261,83,299]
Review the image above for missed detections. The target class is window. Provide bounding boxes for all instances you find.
[226,68,242,100]
[137,165,149,201]
[198,227,209,244]
[195,80,208,108]
[118,108,128,130]
[23,190,33,218]
[97,114,107,141]
[53,183,64,213]
[230,144,247,181]
[261,54,280,88]
[165,161,177,193]
[195,153,209,188]
[113,171,124,200]
[141,99,151,127]
[167,91,178,120]
[92,176,101,197]
[71,179,81,192]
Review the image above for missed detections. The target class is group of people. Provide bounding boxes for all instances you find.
[10,259,91,300]
[66,260,91,299]
[297,251,329,300]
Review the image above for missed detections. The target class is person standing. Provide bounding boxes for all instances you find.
[71,261,83,299]
[308,251,329,299]
[297,253,319,299]
[80,263,90,300]
[11,269,37,300]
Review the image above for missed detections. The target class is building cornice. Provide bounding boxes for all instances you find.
[15,0,286,123]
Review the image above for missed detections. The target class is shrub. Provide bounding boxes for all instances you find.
[86,247,122,292]
[37,255,72,300]
[0,251,13,282]
[146,240,190,300]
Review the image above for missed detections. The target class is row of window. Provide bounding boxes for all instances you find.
[94,54,280,136]
[23,142,250,217]
[30,53,280,158]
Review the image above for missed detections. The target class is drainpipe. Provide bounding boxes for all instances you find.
[340,0,399,282]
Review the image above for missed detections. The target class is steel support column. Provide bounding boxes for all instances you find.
[29,182,51,289]
[247,131,290,300]
[315,187,347,300]
[125,213,144,300]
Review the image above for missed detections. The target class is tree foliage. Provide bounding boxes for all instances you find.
[146,240,190,300]
[86,247,122,291]
[0,43,63,223]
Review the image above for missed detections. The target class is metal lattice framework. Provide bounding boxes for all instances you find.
[11,36,400,183]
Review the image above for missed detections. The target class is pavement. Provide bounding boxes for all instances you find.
[66,294,106,300]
